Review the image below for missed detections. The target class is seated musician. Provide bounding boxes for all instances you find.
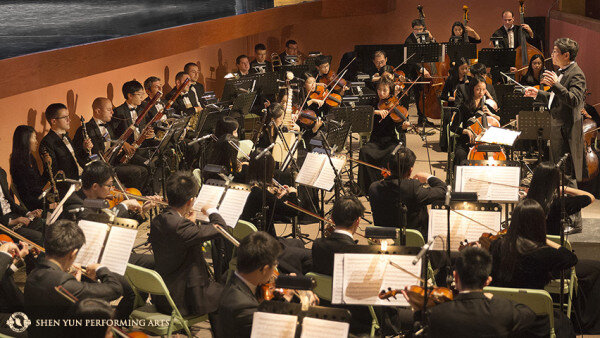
[205,116,248,183]
[297,74,326,119]
[454,62,498,108]
[405,19,435,44]
[110,80,155,144]
[449,76,501,166]
[314,54,348,94]
[358,77,410,195]
[491,10,535,49]
[142,76,167,123]
[72,97,148,191]
[39,103,86,182]
[0,241,29,337]
[489,200,578,337]
[234,54,251,77]
[440,58,470,151]
[184,62,206,105]
[370,50,427,88]
[513,54,546,86]
[24,220,128,337]
[250,43,272,74]
[402,247,540,337]
[368,148,446,238]
[165,71,203,116]
[10,125,48,211]
[278,39,300,66]
[149,172,225,332]
[255,102,298,149]
[450,21,481,43]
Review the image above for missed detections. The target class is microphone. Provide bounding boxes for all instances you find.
[412,237,437,265]
[187,134,215,146]
[255,143,275,160]
[556,153,570,168]
[391,141,404,156]
[56,178,82,186]
[275,275,315,290]
[445,185,451,206]
[365,226,399,239]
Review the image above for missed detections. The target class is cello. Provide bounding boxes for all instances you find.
[466,94,507,161]
[514,0,543,71]
[581,115,600,182]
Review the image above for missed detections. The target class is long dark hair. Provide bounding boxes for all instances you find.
[206,134,240,175]
[450,21,465,38]
[465,75,486,110]
[10,125,36,169]
[499,199,547,282]
[214,116,239,138]
[248,150,275,185]
[523,54,545,83]
[449,57,468,80]
[526,162,560,214]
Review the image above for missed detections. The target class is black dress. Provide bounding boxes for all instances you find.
[10,155,45,211]
[449,101,480,166]
[545,195,592,235]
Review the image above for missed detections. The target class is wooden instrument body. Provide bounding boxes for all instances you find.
[582,118,599,182]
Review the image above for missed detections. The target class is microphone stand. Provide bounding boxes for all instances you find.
[395,147,407,246]
[558,158,568,312]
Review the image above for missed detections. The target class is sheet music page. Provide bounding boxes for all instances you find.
[217,188,251,228]
[296,152,324,187]
[456,166,520,202]
[339,254,420,306]
[300,317,349,338]
[478,126,521,146]
[99,226,138,275]
[313,156,346,191]
[193,184,225,222]
[250,312,297,338]
[428,208,502,251]
[331,254,345,304]
[74,220,109,267]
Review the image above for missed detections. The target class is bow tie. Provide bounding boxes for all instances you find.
[507,27,514,32]
[98,122,107,127]
[60,133,68,140]
[129,107,137,112]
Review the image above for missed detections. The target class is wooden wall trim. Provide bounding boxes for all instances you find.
[0,1,322,100]
[550,9,600,32]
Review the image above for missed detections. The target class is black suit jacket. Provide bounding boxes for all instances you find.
[534,62,586,180]
[140,97,168,126]
[491,25,534,49]
[217,274,259,338]
[39,130,84,180]
[165,88,199,116]
[73,118,117,164]
[24,259,122,338]
[0,252,23,313]
[110,102,141,144]
[369,176,446,238]
[149,208,224,316]
[427,292,538,338]
[189,82,205,107]
[0,167,28,225]
[312,232,355,276]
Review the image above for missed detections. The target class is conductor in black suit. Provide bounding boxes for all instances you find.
[402,247,540,337]
[149,172,225,332]
[368,147,446,239]
[39,103,86,181]
[525,38,586,233]
[491,10,535,49]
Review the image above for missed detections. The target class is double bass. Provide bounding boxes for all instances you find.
[514,0,543,70]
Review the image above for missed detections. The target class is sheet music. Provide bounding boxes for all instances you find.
[332,254,345,304]
[217,188,251,228]
[313,156,346,191]
[456,166,520,202]
[74,220,109,267]
[478,126,521,146]
[193,184,225,222]
[333,253,420,306]
[48,183,77,225]
[428,208,502,251]
[250,312,297,338]
[296,152,325,187]
[300,317,349,338]
[99,226,137,275]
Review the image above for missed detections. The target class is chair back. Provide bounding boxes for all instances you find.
[484,286,555,332]
[125,263,170,295]
[233,220,257,241]
[192,168,203,186]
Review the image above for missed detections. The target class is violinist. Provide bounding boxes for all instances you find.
[370,51,427,90]
[314,55,349,94]
[491,10,534,49]
[235,54,251,77]
[0,241,29,337]
[450,21,481,44]
[300,74,326,117]
[250,43,272,74]
[278,39,300,66]
[449,76,501,166]
[402,247,540,337]
[358,78,410,194]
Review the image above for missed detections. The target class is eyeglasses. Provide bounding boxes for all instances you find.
[55,115,70,120]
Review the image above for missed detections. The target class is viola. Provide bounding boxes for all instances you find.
[107,187,144,208]
[459,228,507,251]
[295,109,319,127]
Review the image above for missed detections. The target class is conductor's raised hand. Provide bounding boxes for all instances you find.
[541,70,559,87]
[524,87,538,98]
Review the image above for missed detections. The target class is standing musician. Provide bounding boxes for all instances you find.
[450,21,481,43]
[279,39,301,66]
[72,97,148,191]
[368,148,446,239]
[358,78,410,195]
[524,38,586,184]
[184,62,206,105]
[10,125,48,211]
[165,71,202,116]
[235,54,251,77]
[491,10,535,49]
[450,76,501,166]
[250,43,272,74]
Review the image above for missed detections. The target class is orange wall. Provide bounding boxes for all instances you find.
[0,0,556,178]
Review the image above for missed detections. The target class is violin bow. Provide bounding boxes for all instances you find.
[392,53,416,73]
[324,56,356,88]
[322,69,348,103]
[451,210,497,233]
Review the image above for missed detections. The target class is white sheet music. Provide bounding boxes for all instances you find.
[99,226,137,275]
[217,188,251,228]
[478,126,521,146]
[313,156,346,191]
[428,208,502,251]
[296,152,325,187]
[332,253,420,306]
[300,317,349,338]
[193,184,225,222]
[331,254,345,304]
[75,220,109,267]
[250,312,297,338]
[456,166,521,202]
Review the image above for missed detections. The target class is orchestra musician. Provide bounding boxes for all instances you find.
[454,62,498,108]
[184,62,206,105]
[513,54,546,86]
[235,54,251,77]
[10,125,48,211]
[110,80,153,144]
[279,39,300,66]
[0,241,29,337]
[450,21,481,43]
[491,10,535,49]
[142,76,167,124]
[205,116,247,182]
[358,77,410,195]
[368,148,446,239]
[165,71,202,116]
[405,18,434,44]
[314,54,349,94]
[440,58,470,151]
[250,43,272,74]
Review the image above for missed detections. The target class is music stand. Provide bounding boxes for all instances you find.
[330,105,374,134]
[445,42,477,62]
[405,43,442,63]
[354,44,405,74]
[500,93,534,124]
[478,48,516,83]
[172,115,193,143]
[279,65,310,80]
[231,91,258,116]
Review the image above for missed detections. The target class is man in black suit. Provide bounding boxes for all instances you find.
[278,39,300,66]
[184,63,206,105]
[235,55,251,77]
[404,19,434,45]
[403,247,540,337]
[24,220,124,337]
[165,71,203,116]
[0,241,29,337]
[73,97,148,191]
[149,172,225,331]
[110,80,157,144]
[250,43,272,74]
[525,38,587,234]
[368,147,446,239]
[39,103,87,182]
[491,10,535,49]
[217,231,282,338]
[142,76,167,124]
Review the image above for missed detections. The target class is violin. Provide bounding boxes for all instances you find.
[310,83,342,107]
[319,71,348,93]
[294,109,321,128]
[107,187,144,208]
[378,96,409,124]
[459,228,507,251]
[346,157,391,178]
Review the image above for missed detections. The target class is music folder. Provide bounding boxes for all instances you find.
[295,152,346,191]
[192,180,251,228]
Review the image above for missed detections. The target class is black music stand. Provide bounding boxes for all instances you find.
[405,43,442,64]
[500,93,534,124]
[445,42,477,62]
[518,110,551,163]
[172,115,193,143]
[354,44,405,74]
[231,91,258,116]
[478,48,516,84]
[279,65,310,80]
[330,105,374,134]
[221,72,278,102]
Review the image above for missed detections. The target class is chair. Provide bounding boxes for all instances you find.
[226,220,258,281]
[10,182,29,212]
[545,235,577,317]
[484,286,555,338]
[306,272,380,337]
[125,264,207,337]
